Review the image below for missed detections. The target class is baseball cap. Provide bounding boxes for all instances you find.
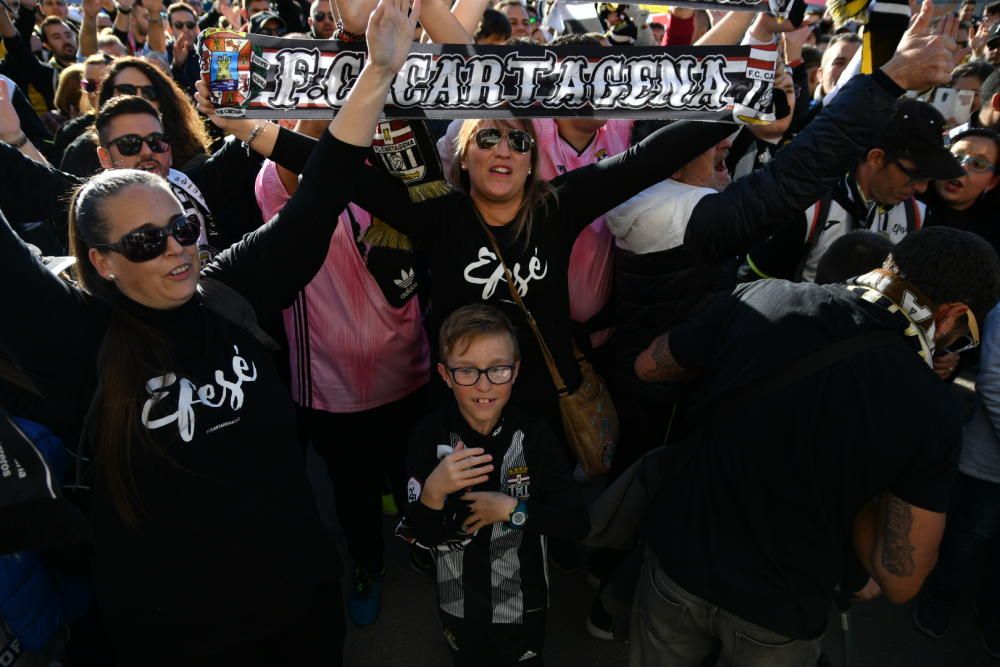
[987,22,1000,47]
[879,99,966,181]
[249,11,286,35]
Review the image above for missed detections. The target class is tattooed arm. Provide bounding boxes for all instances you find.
[634,332,697,383]
[852,493,946,603]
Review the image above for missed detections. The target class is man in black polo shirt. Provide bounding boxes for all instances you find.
[630,225,1000,666]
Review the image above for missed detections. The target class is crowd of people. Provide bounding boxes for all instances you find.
[1,0,999,664]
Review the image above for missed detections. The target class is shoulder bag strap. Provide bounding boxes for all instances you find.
[474,216,569,396]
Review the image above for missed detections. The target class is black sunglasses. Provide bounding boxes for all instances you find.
[172,19,196,29]
[113,83,159,101]
[474,128,534,154]
[312,10,332,20]
[104,131,170,156]
[91,213,201,263]
[81,78,99,93]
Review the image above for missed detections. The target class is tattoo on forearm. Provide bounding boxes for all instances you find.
[881,496,916,577]
[648,334,682,381]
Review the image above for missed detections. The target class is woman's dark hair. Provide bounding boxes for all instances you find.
[97,57,210,169]
[475,8,511,43]
[885,226,1000,324]
[69,169,175,525]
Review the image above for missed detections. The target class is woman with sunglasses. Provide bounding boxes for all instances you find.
[0,0,418,663]
[346,117,734,436]
[60,56,211,178]
[51,53,113,165]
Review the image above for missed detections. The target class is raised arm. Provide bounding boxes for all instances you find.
[549,120,737,239]
[450,0,489,36]
[684,0,966,262]
[79,0,101,57]
[419,0,473,43]
[201,0,421,313]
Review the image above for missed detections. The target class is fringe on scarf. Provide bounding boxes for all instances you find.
[362,218,414,250]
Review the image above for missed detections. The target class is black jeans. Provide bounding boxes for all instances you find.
[441,610,546,667]
[306,386,429,573]
[923,472,1000,617]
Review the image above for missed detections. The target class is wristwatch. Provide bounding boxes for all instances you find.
[508,499,528,528]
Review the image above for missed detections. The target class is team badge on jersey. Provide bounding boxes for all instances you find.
[506,466,531,499]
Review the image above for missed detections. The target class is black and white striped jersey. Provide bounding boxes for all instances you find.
[396,403,589,626]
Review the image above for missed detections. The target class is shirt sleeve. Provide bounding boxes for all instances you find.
[889,429,960,513]
[666,290,739,371]
[200,130,368,315]
[397,425,449,549]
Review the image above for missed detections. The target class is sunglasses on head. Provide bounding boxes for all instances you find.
[113,83,159,101]
[474,127,534,154]
[81,78,99,93]
[951,151,998,174]
[91,213,201,263]
[104,131,170,156]
[944,308,981,355]
[312,10,332,20]
[172,19,196,29]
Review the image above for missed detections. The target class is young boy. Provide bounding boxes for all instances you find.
[396,304,589,667]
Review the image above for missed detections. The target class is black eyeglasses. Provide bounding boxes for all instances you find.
[312,10,332,20]
[447,365,515,386]
[113,83,159,101]
[474,128,534,154]
[91,213,201,263]
[891,158,930,186]
[172,20,196,29]
[104,131,170,156]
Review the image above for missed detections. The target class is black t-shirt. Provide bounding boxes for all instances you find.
[641,279,961,640]
[922,186,1000,258]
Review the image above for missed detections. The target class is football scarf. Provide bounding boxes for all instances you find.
[847,268,937,366]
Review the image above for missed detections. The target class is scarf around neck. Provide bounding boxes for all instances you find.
[847,268,938,366]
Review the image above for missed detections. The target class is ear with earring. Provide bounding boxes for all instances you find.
[461,163,467,170]
[108,273,116,280]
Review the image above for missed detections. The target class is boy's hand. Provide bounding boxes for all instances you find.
[421,442,493,509]
[461,492,518,533]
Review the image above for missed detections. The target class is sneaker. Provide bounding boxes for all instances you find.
[409,547,434,576]
[912,591,954,640]
[586,599,615,641]
[381,492,399,517]
[977,606,1000,659]
[347,567,384,626]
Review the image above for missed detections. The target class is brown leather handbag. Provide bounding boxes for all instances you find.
[476,219,619,477]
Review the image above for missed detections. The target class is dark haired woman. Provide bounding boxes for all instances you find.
[0,0,418,663]
[60,56,211,177]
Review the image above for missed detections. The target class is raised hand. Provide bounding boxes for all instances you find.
[82,0,100,19]
[882,0,968,91]
[173,30,191,65]
[0,80,23,144]
[421,441,494,508]
[365,0,420,74]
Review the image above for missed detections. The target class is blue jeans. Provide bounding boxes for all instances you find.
[629,549,822,667]
[923,473,1000,617]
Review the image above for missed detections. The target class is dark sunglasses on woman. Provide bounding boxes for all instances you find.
[474,128,534,154]
[172,20,197,29]
[81,79,100,93]
[113,83,159,102]
[104,132,171,157]
[90,213,201,263]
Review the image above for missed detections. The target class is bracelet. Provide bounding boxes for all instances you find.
[242,120,267,154]
[2,132,28,149]
[116,4,132,13]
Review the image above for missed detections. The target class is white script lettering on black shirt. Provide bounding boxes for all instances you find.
[141,346,258,442]
[463,246,548,299]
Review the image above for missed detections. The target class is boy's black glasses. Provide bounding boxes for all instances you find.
[447,365,515,386]
[474,128,534,154]
[91,213,201,263]
[104,132,170,156]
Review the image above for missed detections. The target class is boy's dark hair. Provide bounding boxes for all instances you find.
[439,304,520,362]
[475,8,512,42]
[95,95,163,146]
[884,227,1000,323]
[551,32,602,46]
[801,44,821,70]
[949,127,1000,165]
[981,69,1000,106]
[951,60,995,86]
[815,231,895,285]
[986,1,1000,16]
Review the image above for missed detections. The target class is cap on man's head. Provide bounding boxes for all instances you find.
[878,99,965,181]
[987,22,1000,47]
[249,10,286,35]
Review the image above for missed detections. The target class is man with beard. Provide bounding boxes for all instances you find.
[0,11,78,111]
